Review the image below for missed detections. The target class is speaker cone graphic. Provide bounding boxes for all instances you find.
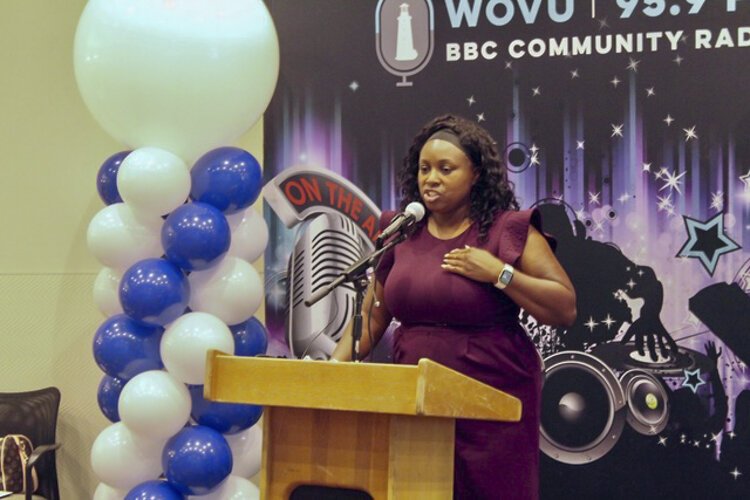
[619,369,670,435]
[540,351,626,464]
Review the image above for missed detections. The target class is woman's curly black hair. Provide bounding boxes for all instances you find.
[399,114,519,242]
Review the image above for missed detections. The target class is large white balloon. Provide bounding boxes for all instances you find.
[118,370,191,440]
[226,208,269,263]
[93,483,127,500]
[225,424,263,478]
[189,475,260,500]
[93,267,124,317]
[74,0,279,163]
[188,257,263,325]
[87,203,164,270]
[161,312,234,384]
[117,147,191,216]
[90,422,164,490]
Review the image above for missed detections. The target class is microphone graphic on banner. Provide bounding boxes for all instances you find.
[287,212,366,359]
[378,201,425,243]
[375,0,434,87]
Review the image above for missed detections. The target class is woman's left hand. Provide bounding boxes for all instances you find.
[441,245,503,284]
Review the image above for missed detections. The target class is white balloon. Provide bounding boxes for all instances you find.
[118,370,191,440]
[93,267,124,317]
[93,483,127,500]
[189,475,260,500]
[225,424,263,478]
[117,147,191,216]
[226,208,269,263]
[161,312,234,384]
[188,257,263,325]
[74,0,279,163]
[90,422,164,491]
[87,203,164,270]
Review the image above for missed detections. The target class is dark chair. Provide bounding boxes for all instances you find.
[0,387,61,500]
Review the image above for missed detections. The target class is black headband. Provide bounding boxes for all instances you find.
[426,129,469,157]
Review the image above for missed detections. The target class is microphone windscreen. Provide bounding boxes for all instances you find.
[405,201,426,221]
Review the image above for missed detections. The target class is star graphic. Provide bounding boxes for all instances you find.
[504,61,513,70]
[476,113,486,122]
[729,431,737,439]
[677,212,741,275]
[664,114,675,126]
[349,81,359,92]
[598,18,609,30]
[730,468,742,480]
[659,169,686,195]
[576,140,585,150]
[593,219,605,232]
[682,368,706,393]
[626,57,640,72]
[530,154,540,166]
[684,126,698,141]
[611,124,624,138]
[611,76,621,87]
[627,278,636,289]
[658,436,668,446]
[646,87,655,97]
[674,54,684,65]
[530,144,540,155]
[618,192,630,203]
[710,432,721,443]
[710,191,724,212]
[532,86,541,96]
[602,314,616,329]
[570,69,580,79]
[575,208,586,220]
[467,95,476,106]
[739,170,750,190]
[589,191,601,205]
[584,317,598,332]
[642,162,652,172]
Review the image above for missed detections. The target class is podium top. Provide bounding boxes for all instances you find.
[205,352,521,422]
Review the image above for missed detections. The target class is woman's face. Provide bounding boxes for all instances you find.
[418,138,477,215]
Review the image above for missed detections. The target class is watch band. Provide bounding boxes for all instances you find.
[494,263,514,290]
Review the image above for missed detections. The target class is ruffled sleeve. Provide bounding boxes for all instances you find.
[373,210,397,284]
[496,208,556,267]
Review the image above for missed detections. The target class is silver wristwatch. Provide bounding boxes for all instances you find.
[494,263,514,290]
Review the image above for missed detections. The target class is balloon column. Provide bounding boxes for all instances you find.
[75,1,278,498]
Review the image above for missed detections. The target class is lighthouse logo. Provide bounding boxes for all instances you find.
[375,0,434,87]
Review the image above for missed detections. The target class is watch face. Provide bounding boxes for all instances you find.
[500,269,513,284]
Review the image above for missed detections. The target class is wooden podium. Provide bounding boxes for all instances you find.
[205,352,521,500]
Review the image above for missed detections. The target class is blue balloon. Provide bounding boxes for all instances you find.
[230,317,268,357]
[120,259,190,326]
[189,385,263,435]
[125,480,184,500]
[162,202,230,271]
[96,150,130,205]
[190,147,262,214]
[93,314,164,379]
[162,425,232,496]
[97,374,125,422]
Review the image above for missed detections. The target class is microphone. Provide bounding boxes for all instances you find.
[377,202,425,242]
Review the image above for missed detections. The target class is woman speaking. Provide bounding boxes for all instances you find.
[332,114,576,500]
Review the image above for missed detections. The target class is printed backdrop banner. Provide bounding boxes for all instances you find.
[263,1,750,497]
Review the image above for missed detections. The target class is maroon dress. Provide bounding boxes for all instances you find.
[375,209,547,500]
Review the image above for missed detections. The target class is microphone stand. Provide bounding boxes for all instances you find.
[304,232,406,362]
